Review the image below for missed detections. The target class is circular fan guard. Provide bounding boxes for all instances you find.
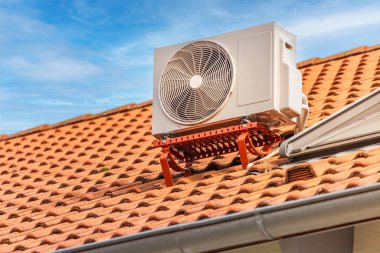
[159,41,233,124]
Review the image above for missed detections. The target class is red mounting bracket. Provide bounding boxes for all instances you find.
[152,122,281,186]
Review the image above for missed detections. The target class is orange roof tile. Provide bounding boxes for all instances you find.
[0,45,380,252]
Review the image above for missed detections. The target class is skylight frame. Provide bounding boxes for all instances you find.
[280,88,380,161]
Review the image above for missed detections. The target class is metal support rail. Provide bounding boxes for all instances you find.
[152,122,281,186]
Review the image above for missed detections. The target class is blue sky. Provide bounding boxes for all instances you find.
[1,0,380,134]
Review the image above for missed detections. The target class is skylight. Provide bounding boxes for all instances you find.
[280,88,380,161]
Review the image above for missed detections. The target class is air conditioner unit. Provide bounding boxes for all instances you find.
[152,22,302,138]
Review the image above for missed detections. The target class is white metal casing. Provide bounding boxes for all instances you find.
[152,22,302,137]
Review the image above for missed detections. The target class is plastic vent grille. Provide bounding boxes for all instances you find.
[286,165,315,183]
[159,41,233,124]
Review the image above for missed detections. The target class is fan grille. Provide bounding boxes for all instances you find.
[159,41,233,124]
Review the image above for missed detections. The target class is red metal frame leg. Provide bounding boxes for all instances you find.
[184,165,192,177]
[237,130,249,169]
[160,147,193,187]
[160,149,174,187]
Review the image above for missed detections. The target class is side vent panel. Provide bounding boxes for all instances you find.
[237,31,272,106]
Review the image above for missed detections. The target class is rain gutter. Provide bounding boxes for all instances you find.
[55,182,380,253]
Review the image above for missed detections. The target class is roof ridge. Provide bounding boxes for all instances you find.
[0,100,153,142]
[297,44,380,69]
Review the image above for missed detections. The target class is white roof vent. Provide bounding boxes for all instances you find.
[153,22,303,137]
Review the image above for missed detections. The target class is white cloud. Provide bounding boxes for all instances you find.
[32,99,76,106]
[32,92,151,107]
[0,12,56,42]
[290,5,380,38]
[0,120,38,129]
[7,56,102,82]
[93,93,151,105]
[0,9,102,82]
[60,0,110,25]
[107,43,153,66]
[106,17,207,67]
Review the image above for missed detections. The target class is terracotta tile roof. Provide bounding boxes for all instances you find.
[300,44,380,127]
[0,45,380,252]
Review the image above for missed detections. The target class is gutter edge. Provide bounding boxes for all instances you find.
[54,182,380,253]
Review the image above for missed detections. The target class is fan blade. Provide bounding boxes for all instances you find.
[159,41,233,123]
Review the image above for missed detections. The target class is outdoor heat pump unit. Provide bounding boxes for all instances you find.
[152,22,303,186]
[152,22,302,138]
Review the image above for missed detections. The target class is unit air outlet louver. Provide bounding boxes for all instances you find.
[159,41,233,124]
[153,22,303,137]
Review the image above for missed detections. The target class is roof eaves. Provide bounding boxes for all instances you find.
[54,182,380,253]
